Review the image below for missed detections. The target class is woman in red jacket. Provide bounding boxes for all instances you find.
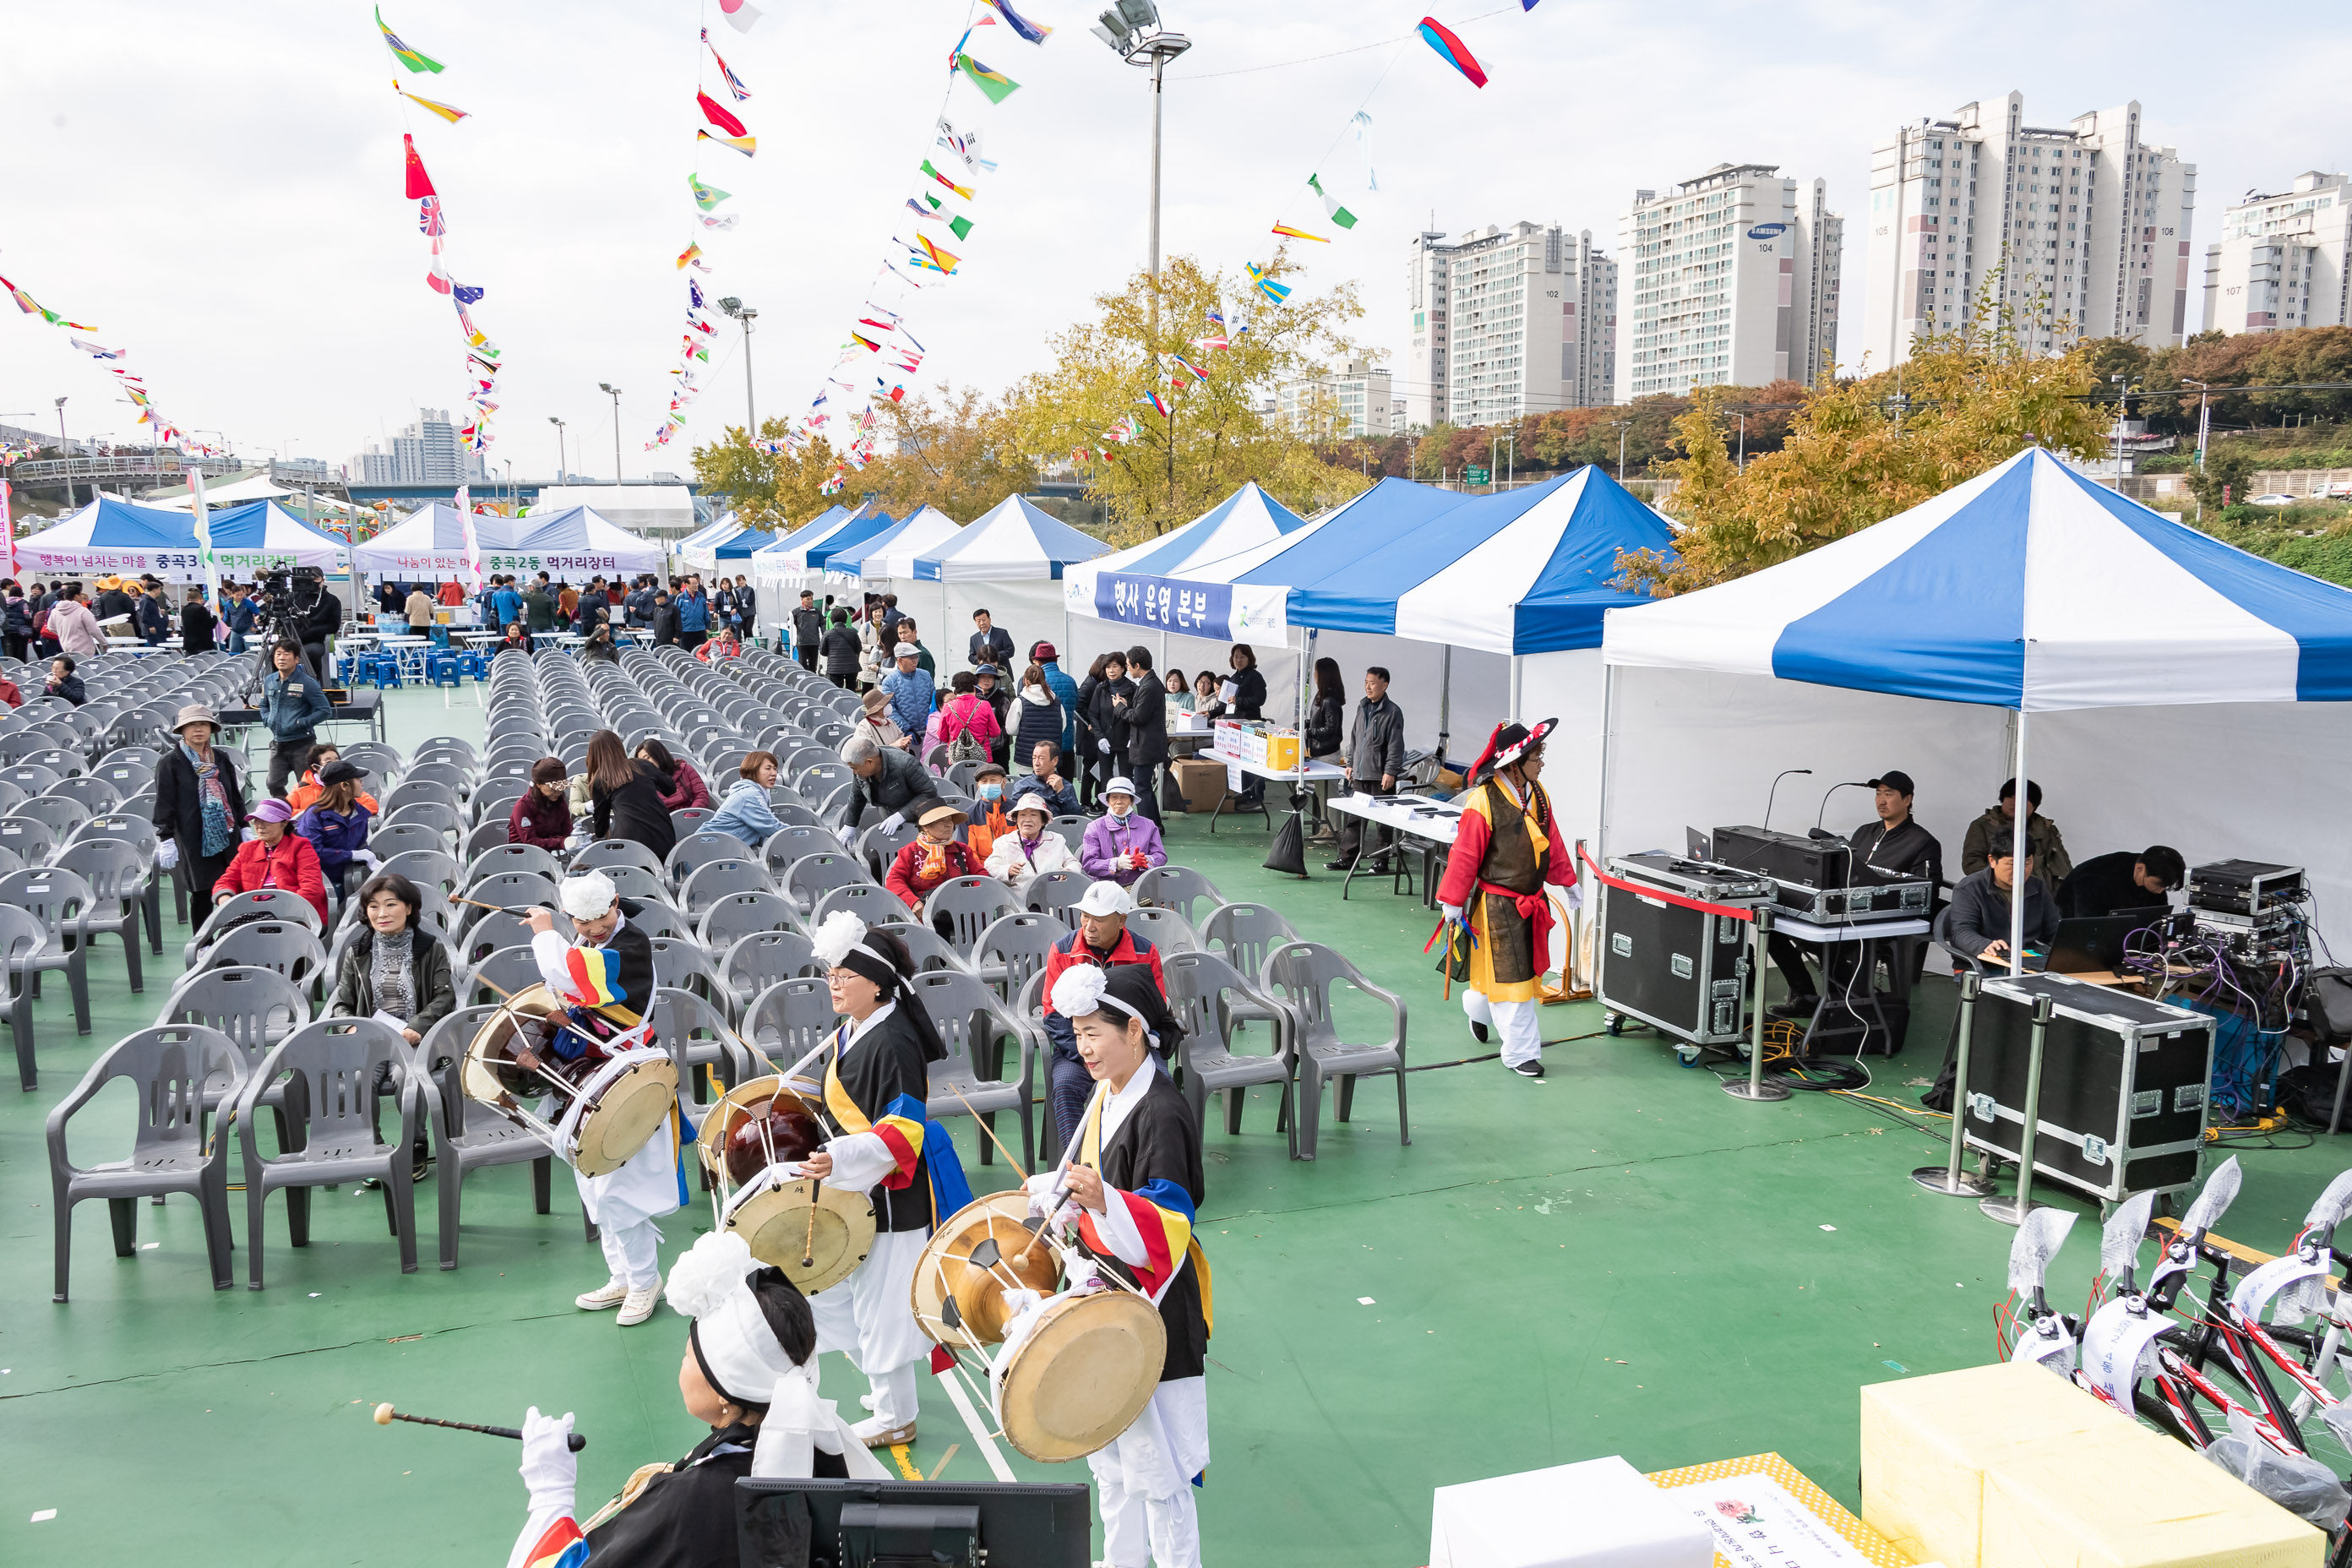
[884,803,981,911]
[508,757,573,851]
[636,738,712,813]
[211,797,329,925]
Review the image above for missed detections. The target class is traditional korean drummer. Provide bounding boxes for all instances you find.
[1024,963,1211,1568]
[797,910,968,1448]
[524,869,683,1329]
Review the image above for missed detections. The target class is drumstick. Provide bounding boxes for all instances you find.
[942,1082,1028,1179]
[373,1402,585,1451]
[801,1176,819,1270]
[1014,1080,1108,1269]
[450,896,533,915]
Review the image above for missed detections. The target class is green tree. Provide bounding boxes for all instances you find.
[1622,305,2107,594]
[858,386,1039,521]
[691,421,836,526]
[1005,255,1373,540]
[2186,443,2257,511]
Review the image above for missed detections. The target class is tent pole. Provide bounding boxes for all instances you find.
[1508,653,1523,720]
[1436,644,1452,773]
[1598,660,1615,863]
[2008,707,2028,978]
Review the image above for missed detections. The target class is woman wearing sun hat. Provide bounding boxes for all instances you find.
[881,801,982,912]
[151,703,250,904]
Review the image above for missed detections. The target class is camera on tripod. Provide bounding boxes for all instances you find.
[259,565,326,612]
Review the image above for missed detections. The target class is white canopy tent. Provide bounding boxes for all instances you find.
[1598,448,2352,961]
[351,503,664,582]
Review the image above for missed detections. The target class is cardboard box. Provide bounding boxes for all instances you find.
[1430,1456,1712,1568]
[1863,1360,2323,1568]
[1170,758,1228,813]
[1263,731,1301,770]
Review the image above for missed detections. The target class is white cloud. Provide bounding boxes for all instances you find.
[1,0,2342,478]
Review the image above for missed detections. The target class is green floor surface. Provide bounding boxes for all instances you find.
[4,686,2344,1563]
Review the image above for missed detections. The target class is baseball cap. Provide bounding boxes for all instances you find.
[1075,880,1134,917]
[1867,770,1915,797]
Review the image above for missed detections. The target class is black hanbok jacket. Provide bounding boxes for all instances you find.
[581,1422,845,1568]
[823,1002,935,1234]
[1085,1070,1210,1384]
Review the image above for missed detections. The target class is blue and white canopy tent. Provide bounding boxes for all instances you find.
[674,513,772,576]
[352,503,662,581]
[896,495,1111,672]
[1058,481,1314,679]
[20,496,348,581]
[747,502,894,618]
[824,504,964,587]
[1600,447,2352,957]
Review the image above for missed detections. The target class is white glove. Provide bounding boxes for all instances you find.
[1097,739,1110,755]
[879,812,905,835]
[518,1407,577,1512]
[155,839,180,870]
[355,849,382,869]
[1440,903,1465,923]
[836,824,858,847]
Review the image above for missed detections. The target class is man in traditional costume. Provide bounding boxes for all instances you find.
[797,911,972,1448]
[525,871,680,1326]
[1433,719,1579,1079]
[1021,963,1211,1568]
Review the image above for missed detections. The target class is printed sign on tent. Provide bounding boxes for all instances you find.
[1095,573,1232,640]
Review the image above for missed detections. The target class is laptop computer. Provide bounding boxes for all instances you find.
[2044,912,2153,975]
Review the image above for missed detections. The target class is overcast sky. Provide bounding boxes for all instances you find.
[3,0,2344,479]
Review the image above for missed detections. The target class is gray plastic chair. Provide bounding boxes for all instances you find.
[382,777,460,817]
[857,819,921,882]
[1261,941,1409,1161]
[46,773,122,817]
[63,814,163,955]
[462,819,514,863]
[460,909,562,970]
[812,881,905,931]
[650,986,751,1113]
[184,888,324,968]
[1024,869,1090,928]
[583,862,667,906]
[1047,815,1090,853]
[670,806,716,837]
[378,847,464,901]
[468,781,527,827]
[47,1024,243,1298]
[14,793,91,839]
[406,760,474,797]
[464,869,560,919]
[574,838,665,879]
[699,890,800,950]
[467,841,564,884]
[924,876,1023,956]
[743,975,836,1060]
[385,798,466,845]
[907,968,1034,1170]
[416,1004,563,1271]
[189,920,332,1001]
[0,814,59,866]
[1201,901,1302,983]
[0,763,62,798]
[782,852,868,917]
[969,912,1064,1003]
[157,963,313,1064]
[717,928,822,1013]
[463,944,547,1009]
[1133,864,1228,928]
[370,819,454,864]
[668,831,758,892]
[760,823,841,879]
[621,900,689,940]
[0,904,54,1089]
[868,919,971,977]
[1163,949,1297,1151]
[648,935,731,1018]
[0,865,97,1032]
[59,834,163,969]
[1126,905,1200,956]
[233,1016,422,1288]
[679,857,768,917]
[797,760,854,802]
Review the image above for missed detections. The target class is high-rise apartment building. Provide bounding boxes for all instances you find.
[1403,224,1615,428]
[1277,359,1396,438]
[2203,172,2350,335]
[348,407,487,486]
[1617,164,1843,400]
[1862,93,2196,368]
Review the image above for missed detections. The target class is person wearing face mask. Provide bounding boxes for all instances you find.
[1080,777,1166,888]
[963,761,1014,861]
[983,786,1081,899]
[211,796,330,925]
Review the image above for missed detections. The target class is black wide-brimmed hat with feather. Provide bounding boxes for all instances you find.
[1467,718,1557,784]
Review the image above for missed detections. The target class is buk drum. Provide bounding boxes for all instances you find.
[912,1191,1064,1348]
[988,1288,1166,1463]
[696,1075,875,1294]
[460,987,678,1178]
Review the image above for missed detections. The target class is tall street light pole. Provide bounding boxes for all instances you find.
[548,416,567,486]
[1092,3,1191,329]
[597,383,623,484]
[719,299,759,440]
[53,396,72,509]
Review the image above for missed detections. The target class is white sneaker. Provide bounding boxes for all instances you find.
[575,1277,629,1310]
[617,1277,664,1326]
[851,1410,915,1447]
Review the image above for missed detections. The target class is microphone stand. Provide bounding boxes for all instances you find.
[1762,769,1811,831]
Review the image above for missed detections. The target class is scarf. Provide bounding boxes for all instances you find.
[370,928,416,1021]
[182,740,235,857]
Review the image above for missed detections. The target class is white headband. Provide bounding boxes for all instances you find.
[666,1233,798,1407]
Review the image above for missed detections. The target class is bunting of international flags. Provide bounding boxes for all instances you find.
[0,270,215,454]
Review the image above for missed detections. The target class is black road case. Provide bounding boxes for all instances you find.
[1597,855,1773,1045]
[1960,973,2214,1204]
